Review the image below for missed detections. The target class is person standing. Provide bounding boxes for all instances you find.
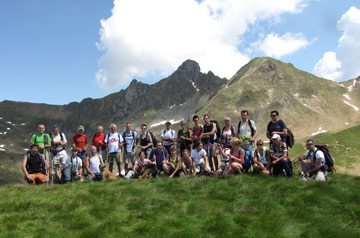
[30,124,51,163]
[50,125,67,182]
[160,121,176,155]
[177,120,192,155]
[122,122,138,174]
[104,123,123,175]
[266,110,287,143]
[191,115,202,148]
[71,125,88,160]
[137,124,153,160]
[91,125,107,163]
[237,110,258,156]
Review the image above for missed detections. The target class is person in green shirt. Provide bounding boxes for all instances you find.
[30,124,51,162]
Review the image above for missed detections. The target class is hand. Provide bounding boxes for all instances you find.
[91,174,95,179]
[78,148,83,152]
[249,139,254,143]
[169,175,173,178]
[27,175,34,182]
[39,145,45,149]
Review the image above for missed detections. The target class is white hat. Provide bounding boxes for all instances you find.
[271,134,281,140]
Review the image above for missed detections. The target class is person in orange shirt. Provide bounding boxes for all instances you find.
[72,125,88,160]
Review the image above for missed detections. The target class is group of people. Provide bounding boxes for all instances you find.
[22,110,329,185]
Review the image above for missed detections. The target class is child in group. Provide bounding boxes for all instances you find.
[181,149,196,176]
[168,145,185,178]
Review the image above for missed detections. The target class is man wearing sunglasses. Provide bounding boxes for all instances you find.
[299,139,327,181]
[266,110,287,143]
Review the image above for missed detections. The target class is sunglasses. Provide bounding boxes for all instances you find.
[257,143,263,146]
[306,143,313,146]
[271,114,277,117]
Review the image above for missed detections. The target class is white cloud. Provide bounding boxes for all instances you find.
[253,32,312,58]
[313,51,342,80]
[313,6,360,81]
[96,0,307,90]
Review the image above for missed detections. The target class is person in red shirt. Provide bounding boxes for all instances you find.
[91,125,107,163]
[72,125,88,160]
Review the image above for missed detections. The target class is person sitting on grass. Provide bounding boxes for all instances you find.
[269,134,292,178]
[125,151,156,179]
[228,138,245,175]
[150,141,169,176]
[214,143,231,176]
[181,149,196,176]
[85,145,105,181]
[191,141,211,175]
[22,144,49,185]
[168,145,185,178]
[253,139,271,175]
[299,139,327,181]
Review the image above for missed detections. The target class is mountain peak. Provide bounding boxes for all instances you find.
[177,59,200,73]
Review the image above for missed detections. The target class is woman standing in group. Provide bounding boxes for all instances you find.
[137,124,153,160]
[221,117,236,148]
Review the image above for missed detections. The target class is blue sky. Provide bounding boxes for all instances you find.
[0,0,359,105]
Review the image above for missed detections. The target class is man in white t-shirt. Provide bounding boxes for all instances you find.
[63,147,83,182]
[161,121,176,155]
[50,125,67,182]
[86,145,105,181]
[104,123,123,175]
[300,139,327,181]
[191,142,210,173]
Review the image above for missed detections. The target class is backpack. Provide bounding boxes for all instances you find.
[50,132,66,150]
[148,131,157,148]
[122,131,136,151]
[314,144,335,172]
[286,128,295,148]
[34,133,49,145]
[26,151,46,175]
[237,120,255,137]
[210,120,221,141]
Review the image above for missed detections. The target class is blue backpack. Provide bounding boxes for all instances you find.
[243,150,252,172]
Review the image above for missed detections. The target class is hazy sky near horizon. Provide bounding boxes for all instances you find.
[0,0,359,105]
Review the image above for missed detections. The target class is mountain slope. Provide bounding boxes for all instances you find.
[196,57,360,139]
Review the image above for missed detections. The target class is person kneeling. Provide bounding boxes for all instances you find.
[86,145,105,181]
[22,144,50,185]
[299,139,327,181]
[62,147,83,183]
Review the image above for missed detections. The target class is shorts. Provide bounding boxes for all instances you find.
[25,173,48,185]
[108,152,121,164]
[123,151,136,165]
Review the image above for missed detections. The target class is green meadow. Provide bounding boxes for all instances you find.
[1,125,360,238]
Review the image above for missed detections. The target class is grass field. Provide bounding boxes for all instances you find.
[0,174,360,238]
[1,125,360,237]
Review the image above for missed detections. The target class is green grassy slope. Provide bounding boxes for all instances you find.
[0,175,359,238]
[196,57,360,140]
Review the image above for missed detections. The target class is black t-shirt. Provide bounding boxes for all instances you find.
[203,123,216,144]
[267,120,287,139]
